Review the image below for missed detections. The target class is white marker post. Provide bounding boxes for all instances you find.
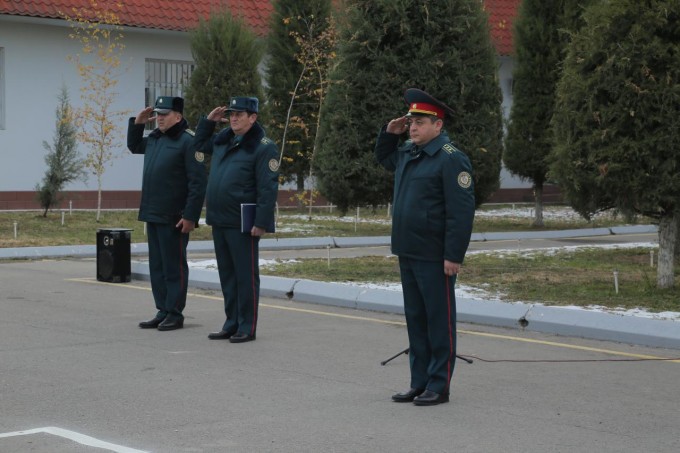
[613,270,619,294]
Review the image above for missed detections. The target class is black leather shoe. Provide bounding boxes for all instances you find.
[157,318,184,331]
[413,390,449,406]
[229,332,255,343]
[392,388,425,403]
[208,330,234,340]
[139,317,164,329]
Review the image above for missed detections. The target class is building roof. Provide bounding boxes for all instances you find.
[1,0,519,55]
[0,0,274,36]
[484,0,521,56]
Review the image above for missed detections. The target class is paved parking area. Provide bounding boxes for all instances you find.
[1,258,679,453]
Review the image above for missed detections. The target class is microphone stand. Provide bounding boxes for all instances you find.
[380,347,473,366]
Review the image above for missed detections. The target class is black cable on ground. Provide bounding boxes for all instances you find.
[457,354,680,364]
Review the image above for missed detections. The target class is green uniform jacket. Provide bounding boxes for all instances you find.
[127,118,207,224]
[193,119,279,229]
[375,127,475,263]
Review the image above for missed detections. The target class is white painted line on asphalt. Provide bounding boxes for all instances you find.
[0,427,148,453]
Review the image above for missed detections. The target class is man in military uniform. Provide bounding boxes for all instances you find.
[193,97,279,343]
[127,96,207,331]
[375,88,475,405]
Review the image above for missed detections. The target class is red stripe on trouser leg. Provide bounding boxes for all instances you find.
[178,235,185,295]
[250,237,257,336]
[446,277,453,389]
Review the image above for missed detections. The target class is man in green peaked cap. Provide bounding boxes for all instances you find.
[127,96,207,331]
[193,96,279,344]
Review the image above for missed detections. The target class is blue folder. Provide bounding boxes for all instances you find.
[241,203,275,234]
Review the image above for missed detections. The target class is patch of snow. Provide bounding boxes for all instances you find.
[468,242,658,257]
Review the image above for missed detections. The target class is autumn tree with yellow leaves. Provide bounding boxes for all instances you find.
[265,0,335,207]
[64,0,130,221]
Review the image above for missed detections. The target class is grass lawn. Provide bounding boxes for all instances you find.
[261,248,680,313]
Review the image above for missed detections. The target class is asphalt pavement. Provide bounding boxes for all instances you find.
[1,258,679,453]
[2,225,678,350]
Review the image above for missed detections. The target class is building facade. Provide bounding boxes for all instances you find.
[0,0,530,210]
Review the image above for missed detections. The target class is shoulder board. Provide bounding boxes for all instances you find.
[184,129,195,137]
[442,143,458,155]
[261,137,272,145]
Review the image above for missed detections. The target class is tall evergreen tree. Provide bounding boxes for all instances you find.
[505,1,561,227]
[184,11,264,127]
[551,0,680,288]
[36,85,86,217]
[315,0,503,213]
[265,0,332,192]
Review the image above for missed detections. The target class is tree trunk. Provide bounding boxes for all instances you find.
[296,174,305,208]
[307,167,314,220]
[656,211,679,289]
[532,183,544,227]
[96,175,102,223]
[676,222,680,259]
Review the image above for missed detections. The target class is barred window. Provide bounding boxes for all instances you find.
[145,59,194,129]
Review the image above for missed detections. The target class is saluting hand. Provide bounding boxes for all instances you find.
[134,107,155,125]
[386,116,409,135]
[207,106,229,123]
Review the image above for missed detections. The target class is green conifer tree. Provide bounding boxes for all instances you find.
[35,85,86,217]
[315,0,503,213]
[184,11,265,127]
[265,0,332,193]
[504,0,592,227]
[504,0,564,227]
[551,0,680,288]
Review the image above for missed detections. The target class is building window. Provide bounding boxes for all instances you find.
[145,59,194,128]
[0,48,5,130]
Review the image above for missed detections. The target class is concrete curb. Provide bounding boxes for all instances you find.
[129,260,680,350]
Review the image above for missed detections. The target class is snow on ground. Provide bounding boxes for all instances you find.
[467,241,658,258]
[474,205,623,221]
[199,206,625,228]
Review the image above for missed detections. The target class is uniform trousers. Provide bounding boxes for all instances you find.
[212,227,260,336]
[398,256,457,394]
[147,222,189,322]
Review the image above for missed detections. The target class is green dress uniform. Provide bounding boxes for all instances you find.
[127,116,207,324]
[375,126,475,396]
[193,114,279,339]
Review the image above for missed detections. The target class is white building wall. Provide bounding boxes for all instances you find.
[0,15,529,193]
[0,16,192,192]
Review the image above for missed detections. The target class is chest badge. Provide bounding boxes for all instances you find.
[269,158,280,172]
[195,152,205,163]
[457,171,472,189]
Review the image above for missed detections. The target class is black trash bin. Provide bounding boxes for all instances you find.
[96,228,132,283]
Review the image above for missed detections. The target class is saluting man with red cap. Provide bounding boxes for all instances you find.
[375,88,475,406]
